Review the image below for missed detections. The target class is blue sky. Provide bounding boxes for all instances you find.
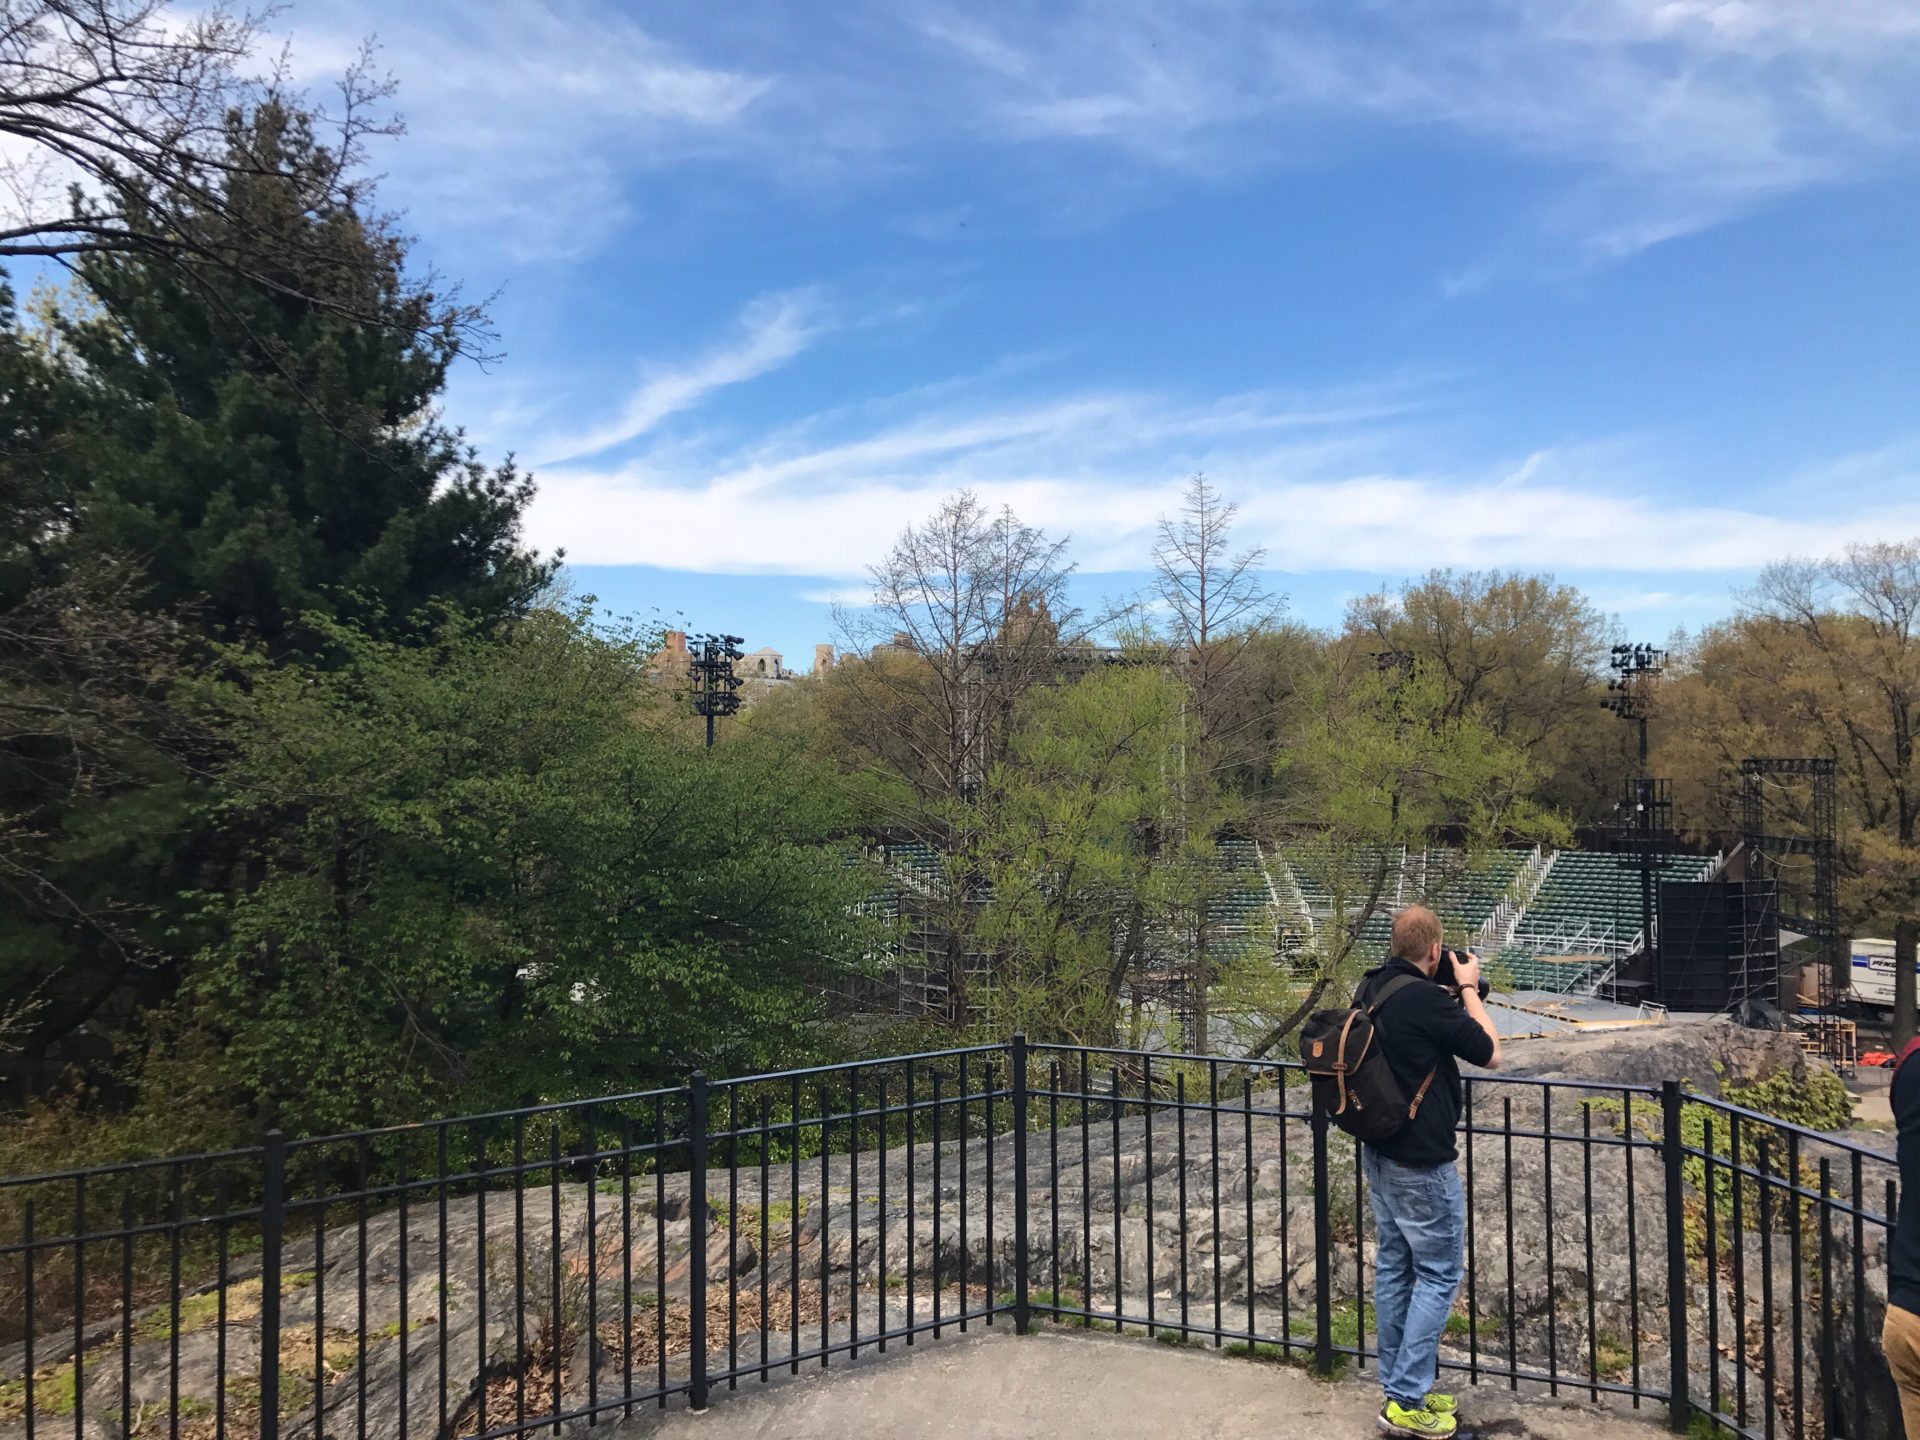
[288,1,1920,669]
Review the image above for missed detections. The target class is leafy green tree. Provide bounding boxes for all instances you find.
[162,606,877,1137]
[0,287,207,1101]
[1238,653,1565,1059]
[972,666,1187,1045]
[1346,569,1624,823]
[830,491,1078,1022]
[1661,543,1920,1041]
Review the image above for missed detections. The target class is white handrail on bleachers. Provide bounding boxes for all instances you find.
[1265,843,1315,941]
[1498,846,1556,945]
[1503,919,1629,958]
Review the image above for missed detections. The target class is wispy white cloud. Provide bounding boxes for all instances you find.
[537,289,828,464]
[1585,586,1733,616]
[905,0,1920,253]
[287,0,1920,265]
[524,364,1920,581]
[282,2,772,261]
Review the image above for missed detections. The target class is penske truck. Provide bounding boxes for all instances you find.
[1847,938,1914,1009]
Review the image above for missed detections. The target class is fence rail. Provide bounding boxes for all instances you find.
[0,1039,1900,1440]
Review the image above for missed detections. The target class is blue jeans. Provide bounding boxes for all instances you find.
[1362,1146,1465,1408]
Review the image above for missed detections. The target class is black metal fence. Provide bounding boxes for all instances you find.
[0,1039,1899,1440]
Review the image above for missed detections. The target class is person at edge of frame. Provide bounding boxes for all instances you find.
[1885,1029,1920,1439]
[1355,905,1502,1439]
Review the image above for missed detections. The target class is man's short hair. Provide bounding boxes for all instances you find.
[1391,905,1442,961]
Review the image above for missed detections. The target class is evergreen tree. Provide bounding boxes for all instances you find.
[57,102,551,649]
[1,100,551,1103]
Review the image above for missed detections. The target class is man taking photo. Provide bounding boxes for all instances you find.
[1360,906,1502,1438]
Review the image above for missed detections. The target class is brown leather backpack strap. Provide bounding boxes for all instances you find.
[1406,1067,1439,1119]
[1332,1011,1359,1068]
[1330,1011,1361,1114]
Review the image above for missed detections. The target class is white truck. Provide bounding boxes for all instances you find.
[1847,938,1912,1009]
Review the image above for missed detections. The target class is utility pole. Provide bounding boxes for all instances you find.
[689,634,744,747]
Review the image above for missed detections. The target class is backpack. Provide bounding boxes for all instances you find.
[1297,972,1440,1143]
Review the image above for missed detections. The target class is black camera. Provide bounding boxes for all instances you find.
[1436,947,1491,1001]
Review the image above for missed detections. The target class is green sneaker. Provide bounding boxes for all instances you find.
[1424,1392,1458,1417]
[1378,1400,1457,1437]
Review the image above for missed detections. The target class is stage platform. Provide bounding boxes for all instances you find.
[1488,990,1672,1038]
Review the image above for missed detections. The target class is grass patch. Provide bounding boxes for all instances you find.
[741,1197,809,1227]
[103,1394,216,1430]
[0,1356,80,1420]
[998,1286,1079,1309]
[1223,1339,1290,1364]
[1687,1415,1740,1440]
[1442,1308,1505,1344]
[989,1287,1117,1332]
[129,1269,316,1343]
[1286,1299,1371,1350]
[1278,1300,1371,1380]
[1595,1332,1634,1379]
[132,1287,230,1342]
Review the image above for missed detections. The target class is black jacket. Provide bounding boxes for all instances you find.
[1892,1050,1920,1314]
[1356,957,1496,1167]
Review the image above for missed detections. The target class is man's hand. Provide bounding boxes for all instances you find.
[1454,950,1502,1069]
[1451,949,1483,995]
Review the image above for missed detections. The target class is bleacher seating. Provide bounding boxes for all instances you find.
[1419,847,1526,935]
[1512,851,1711,949]
[1495,950,1611,994]
[1286,843,1406,916]
[1207,836,1278,928]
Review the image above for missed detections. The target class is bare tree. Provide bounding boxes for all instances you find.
[1151,473,1281,768]
[1749,542,1920,1042]
[1148,473,1280,1050]
[833,491,1077,1021]
[0,1,487,351]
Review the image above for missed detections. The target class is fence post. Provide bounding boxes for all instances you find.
[1311,1105,1334,1377]
[1011,1033,1031,1335]
[688,1073,710,1412]
[259,1130,285,1440]
[1661,1080,1691,1433]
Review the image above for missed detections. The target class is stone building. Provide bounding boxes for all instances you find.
[646,632,838,709]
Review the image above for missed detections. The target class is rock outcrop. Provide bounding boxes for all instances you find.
[1,1028,1895,1440]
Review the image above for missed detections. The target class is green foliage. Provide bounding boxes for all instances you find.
[1442,1307,1504,1344]
[62,104,551,647]
[1723,1068,1854,1133]
[1239,654,1568,1057]
[156,604,876,1137]
[973,667,1189,1045]
[0,1355,78,1419]
[2,98,551,1123]
[1223,1339,1290,1363]
[1620,1066,1855,1263]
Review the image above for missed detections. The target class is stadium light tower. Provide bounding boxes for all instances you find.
[688,633,745,748]
[1602,641,1670,999]
[1602,642,1666,765]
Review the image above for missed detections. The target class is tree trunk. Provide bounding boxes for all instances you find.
[1189,918,1211,1055]
[1242,973,1333,1062]
[1895,916,1918,1048]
